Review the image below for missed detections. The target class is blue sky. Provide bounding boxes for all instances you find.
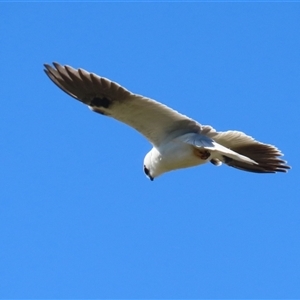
[1,2,299,299]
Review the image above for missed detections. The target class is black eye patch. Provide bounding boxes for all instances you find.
[144,165,150,176]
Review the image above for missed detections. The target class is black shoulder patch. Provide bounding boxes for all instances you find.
[90,97,111,109]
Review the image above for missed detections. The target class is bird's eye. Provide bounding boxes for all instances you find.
[143,165,150,176]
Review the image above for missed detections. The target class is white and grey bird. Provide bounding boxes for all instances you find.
[44,62,290,181]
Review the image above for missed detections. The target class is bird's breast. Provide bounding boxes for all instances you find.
[158,139,206,171]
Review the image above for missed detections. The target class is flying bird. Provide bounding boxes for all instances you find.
[44,62,290,180]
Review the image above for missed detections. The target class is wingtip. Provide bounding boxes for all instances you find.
[43,62,62,70]
[43,63,51,71]
[52,61,61,68]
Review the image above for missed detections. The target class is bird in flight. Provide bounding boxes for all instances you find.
[44,62,290,181]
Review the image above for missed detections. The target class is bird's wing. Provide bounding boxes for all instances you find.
[44,63,200,146]
[200,125,290,173]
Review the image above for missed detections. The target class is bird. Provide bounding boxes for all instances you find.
[44,62,290,181]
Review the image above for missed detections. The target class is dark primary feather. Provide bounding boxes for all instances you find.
[44,62,131,105]
[200,126,290,173]
[223,143,290,173]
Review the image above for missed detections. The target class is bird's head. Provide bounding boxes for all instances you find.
[143,148,166,181]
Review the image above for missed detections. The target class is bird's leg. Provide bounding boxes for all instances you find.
[194,148,211,160]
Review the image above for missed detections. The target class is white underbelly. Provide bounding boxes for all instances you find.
[158,140,207,171]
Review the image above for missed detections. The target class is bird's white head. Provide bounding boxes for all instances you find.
[143,148,167,181]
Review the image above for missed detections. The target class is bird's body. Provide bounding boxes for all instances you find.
[146,135,205,179]
[44,62,290,180]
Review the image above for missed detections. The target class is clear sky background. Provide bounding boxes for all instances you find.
[1,2,299,299]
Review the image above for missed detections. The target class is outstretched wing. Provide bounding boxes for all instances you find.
[200,126,290,173]
[44,63,200,146]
